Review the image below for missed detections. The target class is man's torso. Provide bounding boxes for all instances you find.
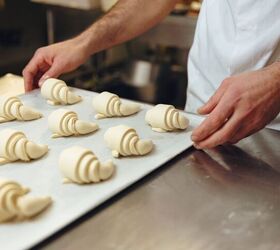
[186,0,280,115]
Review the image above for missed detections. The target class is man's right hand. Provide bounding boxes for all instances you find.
[23,38,89,92]
[23,0,178,92]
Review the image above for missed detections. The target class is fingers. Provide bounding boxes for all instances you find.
[193,111,242,149]
[23,61,39,92]
[192,99,234,143]
[192,105,264,149]
[23,69,33,92]
[23,53,49,92]
[228,126,246,144]
[197,78,231,115]
[229,125,263,144]
[38,61,63,87]
[23,53,64,90]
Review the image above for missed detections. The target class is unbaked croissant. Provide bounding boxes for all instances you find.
[41,78,82,105]
[145,104,189,132]
[59,146,115,184]
[48,109,98,138]
[104,125,153,158]
[0,179,52,222]
[0,96,42,123]
[92,91,140,119]
[0,129,48,165]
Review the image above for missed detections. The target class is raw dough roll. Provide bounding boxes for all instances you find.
[48,109,99,138]
[92,91,140,119]
[145,104,189,132]
[0,96,42,123]
[104,125,153,158]
[59,146,115,184]
[0,129,48,165]
[0,179,52,223]
[41,78,82,105]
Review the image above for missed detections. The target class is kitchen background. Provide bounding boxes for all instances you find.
[0,0,200,109]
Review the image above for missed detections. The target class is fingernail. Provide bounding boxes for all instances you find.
[191,135,198,141]
[39,75,49,87]
[197,106,204,113]
[193,143,202,149]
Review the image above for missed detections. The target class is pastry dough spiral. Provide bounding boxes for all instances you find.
[92,91,140,119]
[48,109,98,138]
[0,129,48,165]
[0,179,52,222]
[41,78,82,105]
[104,125,153,158]
[59,146,115,184]
[145,104,189,132]
[0,96,42,123]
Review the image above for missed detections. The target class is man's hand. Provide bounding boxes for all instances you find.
[191,62,280,149]
[23,0,177,92]
[23,38,89,92]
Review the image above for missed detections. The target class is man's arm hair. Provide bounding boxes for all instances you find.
[76,0,178,55]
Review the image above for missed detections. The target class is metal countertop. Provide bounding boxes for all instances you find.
[38,128,280,250]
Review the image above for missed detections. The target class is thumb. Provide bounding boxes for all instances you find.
[197,80,229,115]
[38,62,64,87]
[197,93,220,115]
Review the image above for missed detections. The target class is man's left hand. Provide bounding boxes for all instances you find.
[191,62,280,149]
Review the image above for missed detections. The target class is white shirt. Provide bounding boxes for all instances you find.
[186,0,280,128]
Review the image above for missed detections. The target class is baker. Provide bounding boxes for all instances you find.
[23,0,280,149]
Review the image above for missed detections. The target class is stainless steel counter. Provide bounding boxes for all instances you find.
[38,128,280,250]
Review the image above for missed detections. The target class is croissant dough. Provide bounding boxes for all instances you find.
[104,125,153,158]
[0,96,42,123]
[92,91,140,119]
[0,129,48,165]
[59,146,115,184]
[41,78,82,105]
[48,109,98,138]
[0,179,52,223]
[145,104,189,132]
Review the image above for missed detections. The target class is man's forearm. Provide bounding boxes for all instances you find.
[273,61,280,99]
[76,0,178,55]
[263,61,280,100]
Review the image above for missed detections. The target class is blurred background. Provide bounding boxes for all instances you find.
[0,0,201,108]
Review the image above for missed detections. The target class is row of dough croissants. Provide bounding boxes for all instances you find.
[0,78,189,134]
[0,78,190,223]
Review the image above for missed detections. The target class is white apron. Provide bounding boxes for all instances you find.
[186,0,280,129]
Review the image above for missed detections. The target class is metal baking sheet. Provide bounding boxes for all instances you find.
[0,88,196,250]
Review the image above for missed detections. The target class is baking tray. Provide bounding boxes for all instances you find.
[0,88,197,250]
